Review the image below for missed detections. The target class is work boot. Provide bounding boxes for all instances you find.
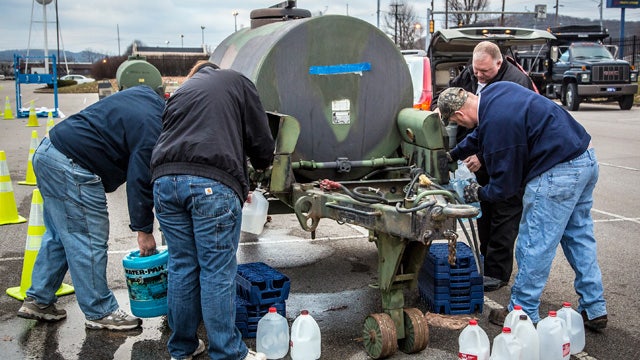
[17,297,67,322]
[581,310,608,331]
[483,276,507,292]
[85,308,142,330]
[488,308,509,326]
[170,339,206,360]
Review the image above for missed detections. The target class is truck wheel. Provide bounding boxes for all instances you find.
[619,95,634,110]
[565,83,580,111]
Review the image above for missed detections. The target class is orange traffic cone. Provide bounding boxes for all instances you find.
[26,101,39,127]
[45,112,55,137]
[18,130,39,186]
[0,150,27,225]
[6,189,74,300]
[3,96,13,120]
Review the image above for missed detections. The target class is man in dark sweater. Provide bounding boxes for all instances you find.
[435,41,537,292]
[439,83,608,330]
[18,85,164,331]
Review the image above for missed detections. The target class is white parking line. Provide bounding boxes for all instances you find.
[599,162,639,172]
[592,208,640,225]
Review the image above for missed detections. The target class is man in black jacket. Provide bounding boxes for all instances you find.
[151,61,273,360]
[438,41,537,292]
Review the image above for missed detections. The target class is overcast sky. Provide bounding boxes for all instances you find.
[1,0,638,55]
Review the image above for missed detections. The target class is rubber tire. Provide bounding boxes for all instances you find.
[565,83,580,111]
[619,94,634,110]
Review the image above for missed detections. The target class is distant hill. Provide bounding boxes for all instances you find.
[0,48,106,63]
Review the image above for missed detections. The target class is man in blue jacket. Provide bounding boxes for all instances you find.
[17,85,164,331]
[438,82,608,330]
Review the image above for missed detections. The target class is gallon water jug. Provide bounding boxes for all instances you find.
[490,327,522,360]
[451,161,481,218]
[503,305,528,330]
[458,319,490,360]
[256,307,289,359]
[290,310,321,360]
[122,248,168,317]
[557,302,585,354]
[241,189,269,235]
[537,311,570,360]
[513,314,539,360]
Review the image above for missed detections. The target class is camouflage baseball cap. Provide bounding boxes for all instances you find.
[437,87,468,125]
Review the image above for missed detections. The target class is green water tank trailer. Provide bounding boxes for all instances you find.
[115,55,163,93]
[210,6,413,181]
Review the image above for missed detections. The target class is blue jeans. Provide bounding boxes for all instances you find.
[509,148,607,323]
[154,175,248,360]
[28,137,118,320]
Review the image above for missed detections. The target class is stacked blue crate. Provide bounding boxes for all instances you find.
[418,242,484,315]
[235,262,290,338]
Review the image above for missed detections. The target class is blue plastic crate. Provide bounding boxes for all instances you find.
[418,242,484,314]
[236,262,291,305]
[234,296,286,338]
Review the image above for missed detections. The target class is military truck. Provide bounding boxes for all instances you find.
[520,25,638,110]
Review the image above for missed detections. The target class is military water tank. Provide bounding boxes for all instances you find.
[115,55,163,93]
[210,10,412,181]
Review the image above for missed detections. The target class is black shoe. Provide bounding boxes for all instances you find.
[483,276,507,292]
[489,308,509,327]
[581,310,608,331]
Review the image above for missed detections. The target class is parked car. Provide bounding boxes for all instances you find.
[60,74,95,84]
[402,49,433,110]
[427,26,556,98]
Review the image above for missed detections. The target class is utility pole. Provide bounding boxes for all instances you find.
[501,0,506,26]
[555,0,559,26]
[391,2,403,45]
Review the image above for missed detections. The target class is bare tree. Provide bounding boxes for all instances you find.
[384,1,423,49]
[447,0,490,27]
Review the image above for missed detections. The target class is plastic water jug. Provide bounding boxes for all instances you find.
[458,319,490,360]
[451,161,482,218]
[557,302,585,354]
[122,248,168,317]
[490,327,522,360]
[537,311,570,360]
[513,314,539,360]
[503,305,528,330]
[256,307,289,359]
[290,310,321,360]
[241,189,268,235]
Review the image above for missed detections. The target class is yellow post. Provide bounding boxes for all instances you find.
[26,101,39,127]
[0,150,27,225]
[3,96,14,120]
[6,189,74,300]
[18,131,39,186]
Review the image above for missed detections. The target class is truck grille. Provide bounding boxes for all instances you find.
[592,65,630,83]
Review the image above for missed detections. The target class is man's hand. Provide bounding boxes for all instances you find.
[463,155,482,172]
[137,231,157,257]
[463,181,482,203]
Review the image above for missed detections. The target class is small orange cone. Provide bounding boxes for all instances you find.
[45,112,55,137]
[0,150,27,225]
[3,96,13,120]
[6,189,75,300]
[18,131,39,186]
[26,101,39,127]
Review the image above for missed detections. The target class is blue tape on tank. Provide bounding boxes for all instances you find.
[309,62,371,75]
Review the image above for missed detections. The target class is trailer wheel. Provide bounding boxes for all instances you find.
[619,95,634,110]
[565,83,580,111]
[398,308,429,354]
[363,313,398,359]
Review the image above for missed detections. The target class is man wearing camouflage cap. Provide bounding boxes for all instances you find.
[439,81,608,331]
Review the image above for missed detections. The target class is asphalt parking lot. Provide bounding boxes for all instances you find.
[0,82,639,359]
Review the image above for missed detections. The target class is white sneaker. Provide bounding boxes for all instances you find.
[244,349,267,360]
[85,308,142,330]
[170,339,206,360]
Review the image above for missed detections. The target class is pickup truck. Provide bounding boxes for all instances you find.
[520,25,638,110]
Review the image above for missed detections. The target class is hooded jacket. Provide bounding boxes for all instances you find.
[150,67,274,201]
